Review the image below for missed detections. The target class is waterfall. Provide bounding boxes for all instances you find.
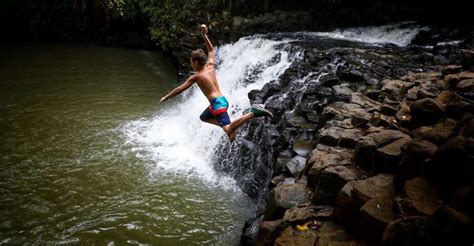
[122,23,429,201]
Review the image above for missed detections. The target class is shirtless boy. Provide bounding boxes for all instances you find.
[159,24,273,140]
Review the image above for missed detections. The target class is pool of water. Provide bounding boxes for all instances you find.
[0,43,255,245]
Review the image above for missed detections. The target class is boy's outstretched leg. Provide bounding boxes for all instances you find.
[222,105,273,141]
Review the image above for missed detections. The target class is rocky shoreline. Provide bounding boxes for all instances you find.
[238,33,474,245]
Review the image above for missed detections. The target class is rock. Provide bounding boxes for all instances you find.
[274,226,318,246]
[419,118,457,145]
[359,197,394,242]
[381,104,398,116]
[319,73,340,87]
[381,80,413,100]
[394,140,438,191]
[274,183,310,210]
[460,118,474,138]
[261,82,282,100]
[255,219,287,245]
[456,79,474,92]
[286,155,307,178]
[275,222,357,246]
[333,84,353,102]
[424,136,474,191]
[435,90,455,106]
[462,49,474,70]
[313,165,367,204]
[350,110,371,128]
[410,98,444,126]
[275,150,293,173]
[292,138,314,157]
[337,68,365,83]
[376,137,411,173]
[374,129,410,146]
[351,174,395,206]
[458,71,474,80]
[382,217,434,246]
[306,145,355,189]
[271,174,287,187]
[334,174,395,239]
[425,205,474,246]
[287,115,317,130]
[441,65,463,75]
[434,55,448,65]
[319,126,364,148]
[350,93,381,109]
[401,176,443,216]
[322,102,365,121]
[283,205,333,223]
[444,74,460,88]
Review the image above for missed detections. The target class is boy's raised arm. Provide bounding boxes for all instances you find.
[200,24,215,64]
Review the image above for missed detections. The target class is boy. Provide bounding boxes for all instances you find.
[159,24,273,140]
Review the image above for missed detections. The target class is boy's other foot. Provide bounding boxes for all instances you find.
[251,104,273,118]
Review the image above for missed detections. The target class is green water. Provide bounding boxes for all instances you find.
[0,43,254,245]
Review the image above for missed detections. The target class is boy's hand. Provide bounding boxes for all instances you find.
[200,24,208,36]
[159,96,167,104]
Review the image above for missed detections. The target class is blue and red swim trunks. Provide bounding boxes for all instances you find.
[199,96,231,127]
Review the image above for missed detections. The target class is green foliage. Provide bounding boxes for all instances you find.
[28,0,225,49]
[142,0,222,51]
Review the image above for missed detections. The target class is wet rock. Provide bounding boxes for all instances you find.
[382,217,434,246]
[322,102,363,120]
[319,125,364,148]
[334,174,395,238]
[426,206,474,246]
[337,68,365,83]
[394,140,438,191]
[460,118,474,138]
[424,136,474,192]
[442,65,463,75]
[255,219,287,245]
[314,165,367,204]
[283,205,333,223]
[274,183,310,210]
[287,115,317,130]
[458,71,474,80]
[401,176,443,216]
[419,118,457,145]
[248,89,263,103]
[292,138,314,157]
[275,221,357,246]
[275,150,293,173]
[306,145,355,189]
[462,49,474,70]
[333,84,353,102]
[381,104,398,116]
[350,92,381,109]
[274,226,318,246]
[376,137,411,173]
[319,73,340,87]
[435,90,455,106]
[351,110,371,128]
[286,155,307,178]
[456,79,474,92]
[359,197,394,242]
[410,98,444,126]
[271,174,288,187]
[444,74,460,88]
[261,82,282,101]
[381,80,413,100]
[351,174,395,206]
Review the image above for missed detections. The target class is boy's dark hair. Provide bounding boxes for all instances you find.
[191,49,207,66]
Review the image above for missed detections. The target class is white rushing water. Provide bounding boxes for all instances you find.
[302,22,430,47]
[122,37,300,186]
[122,23,426,187]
